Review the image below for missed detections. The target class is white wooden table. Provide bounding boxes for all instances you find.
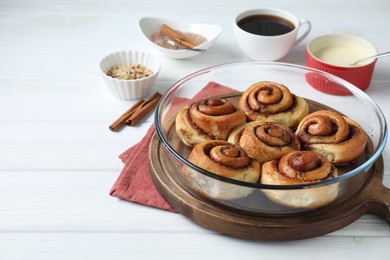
[1,0,389,259]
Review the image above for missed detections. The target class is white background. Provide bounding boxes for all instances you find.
[0,0,389,259]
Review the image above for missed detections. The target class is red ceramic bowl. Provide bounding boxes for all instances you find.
[306,34,377,95]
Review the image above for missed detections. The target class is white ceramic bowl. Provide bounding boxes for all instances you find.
[99,50,160,100]
[138,17,222,59]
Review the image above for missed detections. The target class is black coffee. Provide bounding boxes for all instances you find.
[237,14,295,36]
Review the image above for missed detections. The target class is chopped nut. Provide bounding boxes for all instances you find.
[107,64,153,80]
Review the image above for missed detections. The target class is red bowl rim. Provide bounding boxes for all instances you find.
[306,34,377,70]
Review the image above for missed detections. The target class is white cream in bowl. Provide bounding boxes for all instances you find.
[308,34,377,67]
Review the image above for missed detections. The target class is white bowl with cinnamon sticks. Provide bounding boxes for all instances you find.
[99,50,160,100]
[138,17,222,59]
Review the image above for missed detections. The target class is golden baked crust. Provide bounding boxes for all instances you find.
[186,140,260,200]
[238,81,309,128]
[295,110,367,163]
[261,151,339,208]
[228,121,301,164]
[175,98,246,146]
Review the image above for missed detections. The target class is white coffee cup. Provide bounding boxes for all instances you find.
[234,8,311,61]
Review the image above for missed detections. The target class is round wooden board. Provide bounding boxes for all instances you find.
[149,133,390,241]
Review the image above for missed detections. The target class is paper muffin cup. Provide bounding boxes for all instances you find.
[99,50,160,100]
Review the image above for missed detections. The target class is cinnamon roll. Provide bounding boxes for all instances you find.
[176,98,246,146]
[295,110,367,164]
[261,150,339,209]
[186,140,260,200]
[238,81,309,128]
[228,121,301,164]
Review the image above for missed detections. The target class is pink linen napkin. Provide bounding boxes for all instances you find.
[109,81,237,211]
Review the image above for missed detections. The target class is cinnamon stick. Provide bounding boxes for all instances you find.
[125,92,162,126]
[109,99,144,131]
[160,24,199,48]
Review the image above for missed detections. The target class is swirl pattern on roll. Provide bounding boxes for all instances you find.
[261,151,339,208]
[238,81,309,127]
[188,140,260,182]
[276,151,337,182]
[228,121,301,164]
[185,140,261,200]
[296,110,367,163]
[175,98,246,146]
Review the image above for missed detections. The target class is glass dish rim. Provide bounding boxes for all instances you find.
[155,61,388,190]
